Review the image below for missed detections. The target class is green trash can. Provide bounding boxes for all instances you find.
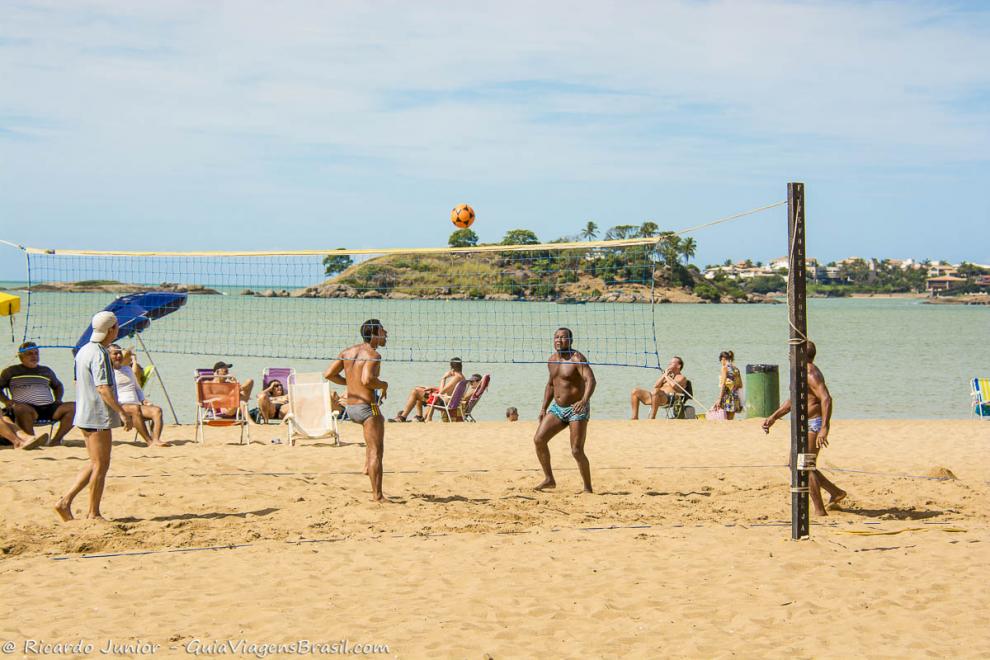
[745,364,779,418]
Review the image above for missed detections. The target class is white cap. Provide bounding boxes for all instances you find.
[90,311,118,342]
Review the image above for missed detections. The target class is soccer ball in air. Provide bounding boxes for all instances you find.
[451,204,475,229]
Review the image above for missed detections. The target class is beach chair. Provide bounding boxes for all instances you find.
[194,376,250,444]
[458,374,491,422]
[665,380,695,420]
[425,379,469,422]
[256,367,295,424]
[972,378,990,420]
[263,367,294,391]
[284,372,339,446]
[1,385,58,438]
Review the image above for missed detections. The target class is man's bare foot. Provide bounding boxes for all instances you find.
[578,487,594,494]
[813,508,828,517]
[86,513,107,521]
[148,440,171,447]
[372,493,387,503]
[47,437,63,447]
[54,499,73,522]
[827,490,847,509]
[535,478,556,491]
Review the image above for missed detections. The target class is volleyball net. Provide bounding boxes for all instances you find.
[16,241,662,367]
[6,201,784,368]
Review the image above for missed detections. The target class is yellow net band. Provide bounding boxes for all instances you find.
[21,235,661,258]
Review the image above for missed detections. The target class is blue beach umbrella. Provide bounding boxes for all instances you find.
[73,292,187,352]
[74,291,187,423]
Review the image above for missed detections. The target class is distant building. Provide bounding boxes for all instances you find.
[927,262,958,278]
[820,266,846,284]
[926,275,966,293]
[886,258,918,270]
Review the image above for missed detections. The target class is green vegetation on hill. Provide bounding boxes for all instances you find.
[325,224,768,303]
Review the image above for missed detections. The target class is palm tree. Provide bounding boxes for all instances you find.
[680,237,697,264]
[581,221,598,241]
[639,221,659,238]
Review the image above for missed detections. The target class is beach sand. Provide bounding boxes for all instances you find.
[1,419,988,657]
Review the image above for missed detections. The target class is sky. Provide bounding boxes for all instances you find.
[1,0,988,280]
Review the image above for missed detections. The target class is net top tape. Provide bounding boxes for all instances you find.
[19,236,661,258]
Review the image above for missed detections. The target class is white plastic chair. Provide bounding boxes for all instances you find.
[285,372,340,446]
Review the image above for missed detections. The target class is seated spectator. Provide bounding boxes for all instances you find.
[426,372,483,422]
[0,415,48,449]
[109,344,167,446]
[257,380,289,423]
[0,341,75,445]
[465,373,483,398]
[505,406,519,422]
[630,356,690,419]
[211,361,253,417]
[391,357,466,422]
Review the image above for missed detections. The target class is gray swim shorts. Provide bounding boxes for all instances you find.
[345,401,381,424]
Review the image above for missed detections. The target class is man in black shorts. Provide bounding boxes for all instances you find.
[0,341,75,446]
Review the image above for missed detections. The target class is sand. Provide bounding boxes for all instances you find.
[1,419,988,657]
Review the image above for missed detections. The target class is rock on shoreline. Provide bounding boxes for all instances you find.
[29,282,222,295]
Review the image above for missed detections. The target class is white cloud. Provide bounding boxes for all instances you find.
[0,0,987,265]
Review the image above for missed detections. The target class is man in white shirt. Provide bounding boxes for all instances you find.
[55,312,132,522]
[109,344,166,447]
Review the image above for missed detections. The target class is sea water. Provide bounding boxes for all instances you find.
[0,287,985,422]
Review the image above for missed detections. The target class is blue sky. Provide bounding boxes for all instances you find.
[1,0,988,280]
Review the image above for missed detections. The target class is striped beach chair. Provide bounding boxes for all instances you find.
[972,378,990,420]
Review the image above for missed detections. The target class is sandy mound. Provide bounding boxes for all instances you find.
[926,466,958,480]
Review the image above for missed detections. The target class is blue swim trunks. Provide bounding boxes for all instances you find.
[808,417,823,433]
[547,400,590,423]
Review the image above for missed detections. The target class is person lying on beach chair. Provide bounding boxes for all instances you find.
[211,361,254,417]
[425,373,484,422]
[0,341,75,445]
[110,344,167,446]
[391,357,466,422]
[630,356,690,420]
[257,380,290,423]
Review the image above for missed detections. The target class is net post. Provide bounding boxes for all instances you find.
[787,182,810,540]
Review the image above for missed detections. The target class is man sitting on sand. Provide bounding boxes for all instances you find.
[0,341,76,445]
[630,356,689,419]
[109,344,167,447]
[391,357,466,422]
[762,340,847,517]
[211,361,253,417]
[0,415,48,449]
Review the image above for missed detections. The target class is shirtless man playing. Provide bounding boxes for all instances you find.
[762,340,847,516]
[533,327,596,493]
[630,356,689,419]
[324,319,389,502]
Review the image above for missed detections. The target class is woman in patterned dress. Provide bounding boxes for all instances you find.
[716,350,743,420]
